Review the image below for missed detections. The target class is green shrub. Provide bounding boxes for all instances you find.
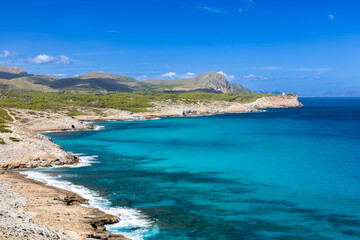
[9,137,20,142]
[0,128,12,133]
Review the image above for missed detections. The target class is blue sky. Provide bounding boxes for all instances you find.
[1,0,360,95]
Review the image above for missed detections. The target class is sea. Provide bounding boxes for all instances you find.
[23,98,360,240]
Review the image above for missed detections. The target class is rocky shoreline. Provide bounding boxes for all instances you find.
[0,94,302,239]
[0,172,130,240]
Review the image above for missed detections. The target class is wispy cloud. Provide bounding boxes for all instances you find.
[136,75,148,81]
[328,14,335,20]
[295,67,332,72]
[315,75,328,79]
[245,0,255,7]
[241,74,268,81]
[28,54,72,64]
[298,75,308,80]
[200,6,224,14]
[105,30,121,34]
[0,50,18,57]
[253,66,283,70]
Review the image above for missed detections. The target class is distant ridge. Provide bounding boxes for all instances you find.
[0,65,252,94]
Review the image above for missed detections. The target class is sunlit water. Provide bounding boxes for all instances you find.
[24,98,360,239]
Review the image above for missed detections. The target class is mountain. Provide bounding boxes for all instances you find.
[47,72,154,92]
[145,72,252,94]
[0,66,252,94]
[0,65,29,79]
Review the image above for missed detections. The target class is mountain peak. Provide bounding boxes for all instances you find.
[0,65,27,74]
[0,65,29,79]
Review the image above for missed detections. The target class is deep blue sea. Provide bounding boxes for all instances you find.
[25,98,360,240]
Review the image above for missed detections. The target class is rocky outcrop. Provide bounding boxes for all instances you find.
[0,172,130,240]
[0,124,80,170]
[0,65,29,79]
[0,109,95,170]
[253,94,303,108]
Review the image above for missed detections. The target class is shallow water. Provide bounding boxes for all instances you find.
[26,98,360,239]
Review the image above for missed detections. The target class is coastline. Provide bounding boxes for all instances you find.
[0,94,302,239]
[0,171,130,240]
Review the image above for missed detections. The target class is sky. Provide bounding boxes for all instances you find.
[1,0,360,96]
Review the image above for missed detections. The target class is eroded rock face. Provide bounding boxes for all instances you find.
[0,124,80,170]
[254,95,303,108]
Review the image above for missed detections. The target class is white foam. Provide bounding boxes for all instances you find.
[94,125,105,131]
[22,171,154,240]
[50,154,99,169]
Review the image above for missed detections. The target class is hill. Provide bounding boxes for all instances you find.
[0,66,252,94]
[47,72,154,92]
[0,66,29,79]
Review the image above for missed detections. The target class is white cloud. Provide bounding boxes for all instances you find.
[242,74,268,81]
[29,54,56,64]
[136,75,148,81]
[228,75,236,81]
[181,72,196,78]
[328,14,335,20]
[217,71,227,77]
[217,71,236,81]
[59,55,71,64]
[0,50,18,57]
[160,72,178,79]
[28,54,72,64]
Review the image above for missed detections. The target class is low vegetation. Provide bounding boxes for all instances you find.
[0,108,13,133]
[9,137,20,142]
[0,91,270,113]
[0,108,13,123]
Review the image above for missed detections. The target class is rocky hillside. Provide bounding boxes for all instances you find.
[0,65,29,79]
[47,71,153,92]
[0,65,252,94]
[146,72,252,94]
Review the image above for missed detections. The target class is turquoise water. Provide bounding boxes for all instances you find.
[28,98,360,239]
